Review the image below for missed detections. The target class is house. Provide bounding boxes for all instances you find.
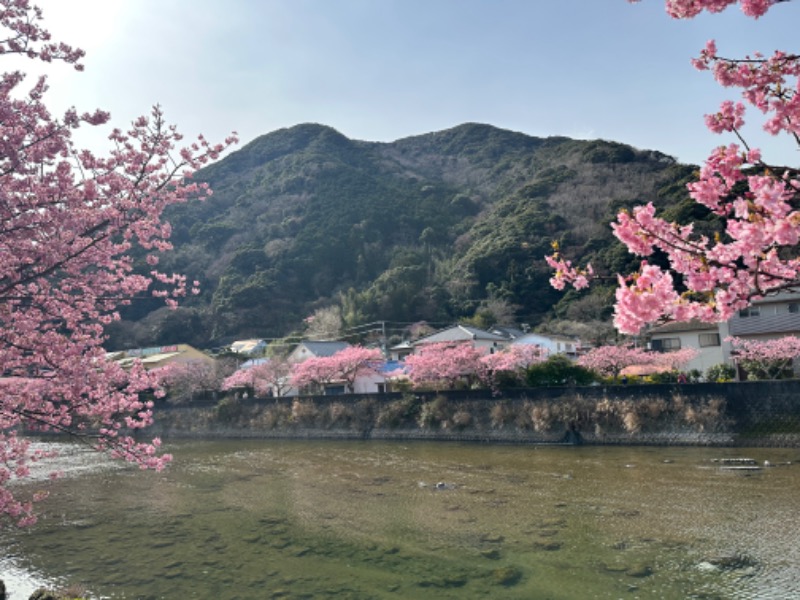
[109,344,215,371]
[411,325,509,354]
[489,326,527,341]
[511,333,580,358]
[645,292,800,376]
[287,340,350,363]
[388,340,414,362]
[648,319,726,374]
[229,339,267,356]
[727,292,800,341]
[284,340,390,396]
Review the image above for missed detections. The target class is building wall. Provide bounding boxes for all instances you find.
[513,334,577,357]
[650,329,726,374]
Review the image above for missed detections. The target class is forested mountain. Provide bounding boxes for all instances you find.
[105,123,702,349]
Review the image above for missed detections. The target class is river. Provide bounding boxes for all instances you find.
[1,440,798,599]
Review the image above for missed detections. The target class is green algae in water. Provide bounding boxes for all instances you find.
[2,441,799,599]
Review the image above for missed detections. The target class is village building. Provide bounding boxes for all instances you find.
[510,332,580,358]
[646,292,800,376]
[410,324,509,354]
[648,319,726,374]
[229,338,267,356]
[108,344,215,371]
[287,340,350,363]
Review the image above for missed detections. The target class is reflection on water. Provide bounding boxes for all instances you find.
[1,440,799,599]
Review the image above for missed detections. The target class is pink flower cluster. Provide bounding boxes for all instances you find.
[550,0,800,334]
[727,335,800,378]
[629,0,773,19]
[578,344,699,378]
[0,2,235,525]
[288,347,384,394]
[403,341,547,390]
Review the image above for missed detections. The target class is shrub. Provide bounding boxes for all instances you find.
[706,363,736,383]
[530,403,553,432]
[417,395,449,429]
[452,408,473,430]
[291,399,318,426]
[648,370,680,384]
[490,402,516,429]
[525,355,596,387]
[326,401,354,428]
[376,394,420,429]
[215,396,243,423]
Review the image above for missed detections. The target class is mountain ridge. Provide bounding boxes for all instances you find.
[106,122,700,349]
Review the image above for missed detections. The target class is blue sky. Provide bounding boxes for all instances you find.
[23,0,799,166]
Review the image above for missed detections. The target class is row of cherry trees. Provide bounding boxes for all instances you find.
[155,343,549,398]
[577,346,700,379]
[159,341,715,400]
[578,337,800,381]
[211,343,548,397]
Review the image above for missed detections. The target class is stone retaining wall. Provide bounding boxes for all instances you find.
[147,380,800,447]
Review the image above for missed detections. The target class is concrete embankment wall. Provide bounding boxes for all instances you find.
[147,380,800,447]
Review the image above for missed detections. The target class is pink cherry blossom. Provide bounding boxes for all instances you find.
[222,358,294,397]
[726,335,800,379]
[550,0,800,335]
[404,342,487,390]
[290,346,383,394]
[578,344,698,378]
[480,343,548,388]
[0,2,235,525]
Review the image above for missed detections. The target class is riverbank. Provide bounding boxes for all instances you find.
[146,380,800,447]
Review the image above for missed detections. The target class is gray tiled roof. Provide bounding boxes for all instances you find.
[298,341,350,357]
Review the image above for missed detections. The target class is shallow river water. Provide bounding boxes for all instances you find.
[1,440,799,599]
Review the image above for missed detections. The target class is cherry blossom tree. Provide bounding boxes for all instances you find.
[480,344,548,387]
[155,359,235,403]
[290,346,384,394]
[727,335,800,379]
[652,347,700,371]
[222,358,294,398]
[577,345,655,379]
[549,0,800,334]
[404,342,486,390]
[289,355,339,395]
[326,346,384,392]
[0,2,235,525]
[579,344,700,379]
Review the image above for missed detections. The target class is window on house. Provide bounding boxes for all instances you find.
[699,333,721,347]
[789,303,800,314]
[651,338,681,351]
[739,306,760,317]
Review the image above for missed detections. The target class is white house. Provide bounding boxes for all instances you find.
[411,325,509,354]
[511,332,580,358]
[646,292,800,376]
[287,341,350,363]
[285,340,391,396]
[647,319,727,374]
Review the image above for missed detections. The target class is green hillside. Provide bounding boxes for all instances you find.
[105,123,700,349]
